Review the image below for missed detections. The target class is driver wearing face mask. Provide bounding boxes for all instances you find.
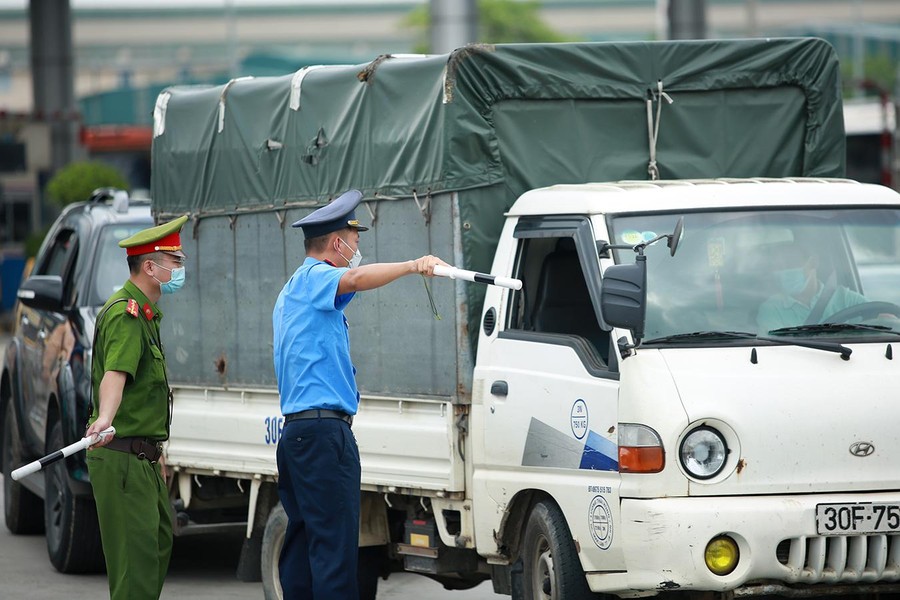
[756,241,867,333]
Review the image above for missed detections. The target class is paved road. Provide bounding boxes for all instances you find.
[0,474,502,599]
[0,333,500,599]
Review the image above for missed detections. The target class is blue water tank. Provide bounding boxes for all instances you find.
[0,253,26,312]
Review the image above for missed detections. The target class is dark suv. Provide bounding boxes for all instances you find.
[1,189,152,572]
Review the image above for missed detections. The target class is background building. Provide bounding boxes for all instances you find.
[0,0,898,247]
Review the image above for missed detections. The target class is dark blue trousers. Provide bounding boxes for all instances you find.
[276,417,361,600]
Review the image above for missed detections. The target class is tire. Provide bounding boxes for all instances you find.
[261,501,286,600]
[357,545,385,600]
[521,500,594,600]
[43,420,105,573]
[3,400,44,534]
[261,502,384,600]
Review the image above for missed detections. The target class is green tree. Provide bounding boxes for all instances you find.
[405,0,574,54]
[841,53,898,99]
[45,161,129,207]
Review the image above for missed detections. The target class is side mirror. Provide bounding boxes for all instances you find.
[668,216,684,256]
[17,275,64,313]
[600,256,647,342]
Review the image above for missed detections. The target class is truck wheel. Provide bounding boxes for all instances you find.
[358,545,385,600]
[43,420,104,573]
[261,501,286,600]
[3,400,44,534]
[261,502,385,600]
[521,500,594,600]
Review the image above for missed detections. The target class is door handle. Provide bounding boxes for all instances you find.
[38,329,48,340]
[490,380,508,396]
[21,315,29,327]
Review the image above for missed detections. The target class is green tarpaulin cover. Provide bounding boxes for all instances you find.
[152,38,845,353]
[152,37,844,217]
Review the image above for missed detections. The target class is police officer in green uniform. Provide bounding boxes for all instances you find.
[85,215,188,600]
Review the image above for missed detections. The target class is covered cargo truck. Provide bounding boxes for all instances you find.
[147,39,875,599]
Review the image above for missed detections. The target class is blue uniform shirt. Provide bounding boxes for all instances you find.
[273,257,359,416]
[756,282,867,333]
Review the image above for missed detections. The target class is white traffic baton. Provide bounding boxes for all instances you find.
[433,265,522,290]
[11,426,115,481]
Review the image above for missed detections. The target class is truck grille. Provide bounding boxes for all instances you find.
[776,535,900,583]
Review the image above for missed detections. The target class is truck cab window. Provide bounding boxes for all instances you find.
[508,235,610,365]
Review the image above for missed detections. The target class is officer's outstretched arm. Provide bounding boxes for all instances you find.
[337,255,447,295]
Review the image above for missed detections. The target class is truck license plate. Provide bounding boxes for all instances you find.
[816,503,900,535]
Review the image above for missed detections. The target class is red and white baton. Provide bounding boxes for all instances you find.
[433,265,522,290]
[11,426,115,481]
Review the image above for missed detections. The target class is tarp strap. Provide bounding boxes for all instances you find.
[362,201,378,226]
[153,92,171,139]
[218,76,254,133]
[645,80,674,180]
[412,189,432,224]
[290,65,336,111]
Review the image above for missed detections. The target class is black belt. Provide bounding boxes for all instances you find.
[285,409,353,426]
[105,437,164,463]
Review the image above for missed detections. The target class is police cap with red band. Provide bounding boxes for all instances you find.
[119,215,189,257]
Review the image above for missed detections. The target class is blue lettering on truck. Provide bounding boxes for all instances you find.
[265,416,284,445]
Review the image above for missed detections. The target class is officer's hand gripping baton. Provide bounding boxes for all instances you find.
[11,426,115,481]
[433,265,522,290]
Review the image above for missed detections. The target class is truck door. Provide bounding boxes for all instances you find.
[473,216,625,571]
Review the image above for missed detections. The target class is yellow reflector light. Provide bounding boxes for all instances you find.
[705,536,739,576]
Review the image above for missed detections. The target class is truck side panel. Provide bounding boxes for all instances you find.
[163,195,468,400]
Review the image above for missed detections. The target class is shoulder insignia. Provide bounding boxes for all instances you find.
[142,303,155,321]
[125,299,139,318]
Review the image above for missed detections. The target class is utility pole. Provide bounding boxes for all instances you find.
[668,0,707,40]
[430,0,478,54]
[29,0,78,229]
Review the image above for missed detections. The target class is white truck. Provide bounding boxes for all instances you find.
[149,40,900,599]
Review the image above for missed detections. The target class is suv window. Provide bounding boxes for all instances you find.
[37,228,78,277]
[89,224,147,305]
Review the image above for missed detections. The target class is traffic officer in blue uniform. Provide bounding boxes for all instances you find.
[272,189,446,599]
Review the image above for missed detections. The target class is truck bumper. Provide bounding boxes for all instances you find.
[603,492,900,595]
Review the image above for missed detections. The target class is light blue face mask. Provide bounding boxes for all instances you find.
[776,267,808,297]
[152,262,186,295]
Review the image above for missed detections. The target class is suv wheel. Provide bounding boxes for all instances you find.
[3,400,44,534]
[43,420,105,573]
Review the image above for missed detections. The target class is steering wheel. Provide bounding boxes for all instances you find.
[823,301,900,324]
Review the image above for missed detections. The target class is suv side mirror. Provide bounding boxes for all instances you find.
[600,256,646,342]
[17,275,64,313]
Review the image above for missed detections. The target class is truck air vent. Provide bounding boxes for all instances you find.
[775,535,900,583]
[483,307,496,336]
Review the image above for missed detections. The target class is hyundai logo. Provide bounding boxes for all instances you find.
[849,442,875,457]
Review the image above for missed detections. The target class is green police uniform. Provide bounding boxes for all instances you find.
[87,216,186,600]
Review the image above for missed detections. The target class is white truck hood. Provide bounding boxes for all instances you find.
[658,342,900,495]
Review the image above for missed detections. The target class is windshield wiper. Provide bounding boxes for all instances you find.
[767,323,900,336]
[642,331,758,344]
[643,330,851,359]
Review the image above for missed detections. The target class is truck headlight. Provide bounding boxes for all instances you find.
[680,426,727,479]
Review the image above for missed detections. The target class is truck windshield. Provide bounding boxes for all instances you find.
[608,207,900,342]
[88,224,146,306]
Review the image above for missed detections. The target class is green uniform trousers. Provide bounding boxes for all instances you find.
[87,446,173,600]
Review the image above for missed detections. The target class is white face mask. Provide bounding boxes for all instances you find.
[337,237,362,269]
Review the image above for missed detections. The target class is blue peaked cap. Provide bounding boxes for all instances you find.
[291,189,370,239]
